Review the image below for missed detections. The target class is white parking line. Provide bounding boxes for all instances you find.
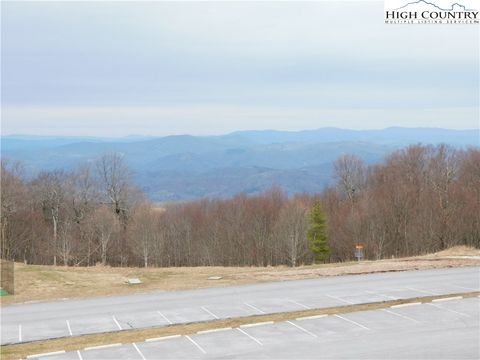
[198,327,232,334]
[157,311,173,325]
[296,314,328,321]
[112,315,123,330]
[326,294,354,304]
[406,287,439,296]
[334,314,370,330]
[287,321,318,338]
[185,335,207,354]
[18,324,22,342]
[391,302,422,309]
[432,296,463,302]
[244,302,266,314]
[66,320,73,336]
[201,306,219,319]
[451,285,477,291]
[240,321,274,328]
[133,343,146,360]
[236,328,263,345]
[427,303,471,317]
[27,351,66,359]
[381,309,420,323]
[145,335,181,342]
[365,290,397,300]
[76,350,84,360]
[85,343,122,351]
[288,299,311,310]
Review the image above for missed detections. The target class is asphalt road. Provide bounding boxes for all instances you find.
[2,267,479,345]
[27,297,480,359]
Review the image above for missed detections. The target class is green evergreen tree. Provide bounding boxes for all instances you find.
[307,202,330,263]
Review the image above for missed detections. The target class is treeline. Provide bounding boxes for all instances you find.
[1,144,479,267]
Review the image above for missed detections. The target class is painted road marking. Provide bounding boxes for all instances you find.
[27,351,66,359]
[145,335,181,342]
[432,296,463,302]
[133,343,146,360]
[384,287,408,293]
[66,320,73,336]
[406,287,439,296]
[244,302,266,314]
[198,327,232,334]
[288,299,311,310]
[201,306,219,319]
[391,302,422,309]
[18,324,22,342]
[381,309,420,323]
[451,285,477,291]
[334,314,370,330]
[287,320,318,338]
[157,311,173,325]
[185,335,207,354]
[112,315,123,330]
[326,294,354,305]
[365,290,397,300]
[236,328,263,345]
[76,350,84,360]
[427,303,470,317]
[296,314,328,321]
[85,343,122,351]
[240,321,274,328]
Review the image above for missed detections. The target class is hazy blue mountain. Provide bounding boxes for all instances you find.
[228,127,479,146]
[1,128,478,201]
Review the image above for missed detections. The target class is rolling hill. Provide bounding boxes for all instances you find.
[2,127,478,201]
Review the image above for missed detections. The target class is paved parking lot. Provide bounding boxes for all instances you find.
[2,267,479,345]
[27,297,480,359]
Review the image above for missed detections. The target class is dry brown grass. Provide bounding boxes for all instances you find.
[1,246,479,306]
[425,245,480,257]
[1,291,478,360]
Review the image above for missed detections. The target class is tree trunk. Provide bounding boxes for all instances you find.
[52,214,57,266]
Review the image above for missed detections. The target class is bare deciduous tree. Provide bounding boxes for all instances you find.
[92,205,120,266]
[273,200,310,266]
[31,170,71,265]
[95,153,133,220]
[2,145,478,268]
[130,204,161,267]
[333,155,366,202]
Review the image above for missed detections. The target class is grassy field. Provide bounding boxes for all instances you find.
[1,246,479,306]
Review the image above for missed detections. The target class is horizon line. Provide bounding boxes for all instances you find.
[1,126,478,139]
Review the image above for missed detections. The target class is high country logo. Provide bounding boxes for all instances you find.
[384,0,479,24]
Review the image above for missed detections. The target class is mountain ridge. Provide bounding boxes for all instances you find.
[2,127,478,201]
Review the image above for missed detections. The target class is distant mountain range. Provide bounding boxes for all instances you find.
[2,128,478,202]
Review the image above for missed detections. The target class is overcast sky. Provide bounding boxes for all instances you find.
[2,1,479,136]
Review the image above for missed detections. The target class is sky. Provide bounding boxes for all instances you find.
[1,0,479,137]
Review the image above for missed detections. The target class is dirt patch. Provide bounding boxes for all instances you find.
[1,247,479,306]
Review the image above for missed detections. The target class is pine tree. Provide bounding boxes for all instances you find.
[307,202,330,263]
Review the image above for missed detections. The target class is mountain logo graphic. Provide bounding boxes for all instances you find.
[392,0,476,11]
[384,0,479,24]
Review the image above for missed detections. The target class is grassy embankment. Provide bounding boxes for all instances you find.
[1,246,479,306]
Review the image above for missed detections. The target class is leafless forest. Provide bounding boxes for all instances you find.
[1,144,479,267]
